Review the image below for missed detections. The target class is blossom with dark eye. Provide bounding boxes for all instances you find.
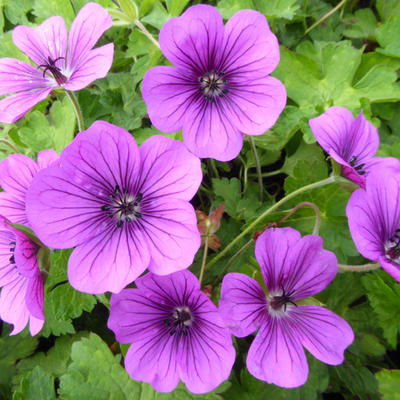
[0,218,44,336]
[220,227,354,388]
[107,270,235,394]
[142,4,286,161]
[26,121,202,294]
[0,2,113,123]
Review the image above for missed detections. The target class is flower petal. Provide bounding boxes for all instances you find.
[182,99,243,161]
[12,16,67,67]
[64,43,114,91]
[37,149,59,169]
[289,305,354,365]
[142,66,197,133]
[225,75,286,135]
[68,225,150,294]
[25,273,44,320]
[0,87,53,123]
[220,272,267,337]
[247,316,308,388]
[141,198,201,276]
[159,4,224,72]
[255,228,337,299]
[220,10,280,78]
[13,229,40,278]
[0,58,52,96]
[136,135,202,201]
[66,3,112,74]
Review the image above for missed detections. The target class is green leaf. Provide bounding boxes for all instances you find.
[141,1,170,29]
[0,32,30,62]
[4,0,34,25]
[33,0,76,26]
[362,271,400,348]
[13,366,56,400]
[212,178,242,218]
[253,0,300,20]
[217,0,254,19]
[19,95,76,154]
[376,17,400,58]
[376,370,400,400]
[376,0,400,22]
[165,0,189,16]
[343,8,377,40]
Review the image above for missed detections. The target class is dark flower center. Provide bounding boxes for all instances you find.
[9,240,15,265]
[164,306,193,336]
[270,286,297,312]
[101,185,143,228]
[385,229,400,264]
[38,56,67,85]
[198,70,228,101]
[349,155,366,176]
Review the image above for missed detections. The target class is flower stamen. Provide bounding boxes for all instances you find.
[199,70,228,101]
[385,229,400,264]
[37,56,67,85]
[165,306,193,336]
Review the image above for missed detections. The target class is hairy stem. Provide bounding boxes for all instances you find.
[199,232,210,286]
[66,91,84,132]
[205,175,338,270]
[249,136,263,202]
[338,262,380,272]
[0,139,18,153]
[278,201,321,235]
[134,19,160,48]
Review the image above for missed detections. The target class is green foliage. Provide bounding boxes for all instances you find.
[343,8,377,40]
[13,366,56,400]
[376,370,400,400]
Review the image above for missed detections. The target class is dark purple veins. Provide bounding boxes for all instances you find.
[101,185,143,228]
[349,155,366,176]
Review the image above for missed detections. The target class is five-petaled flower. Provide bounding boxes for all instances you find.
[347,165,400,282]
[0,2,114,123]
[0,218,44,335]
[107,270,235,394]
[142,4,286,161]
[26,121,202,294]
[0,149,59,226]
[309,106,392,188]
[219,227,354,388]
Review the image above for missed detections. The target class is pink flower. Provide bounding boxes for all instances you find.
[0,2,114,123]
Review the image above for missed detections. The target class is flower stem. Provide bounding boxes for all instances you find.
[65,91,84,132]
[213,238,255,286]
[278,201,321,235]
[338,262,380,272]
[249,136,263,202]
[205,175,337,271]
[0,139,18,153]
[304,0,347,35]
[134,19,160,48]
[199,232,210,287]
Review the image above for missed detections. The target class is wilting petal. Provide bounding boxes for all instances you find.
[12,16,67,67]
[0,58,52,96]
[289,305,354,365]
[64,44,114,91]
[179,291,235,394]
[142,66,198,133]
[221,10,280,78]
[255,228,337,299]
[68,224,150,294]
[183,99,243,161]
[141,198,200,276]
[226,76,286,135]
[220,272,267,337]
[136,135,202,201]
[67,3,112,74]
[159,4,224,72]
[247,316,308,388]
[0,87,53,124]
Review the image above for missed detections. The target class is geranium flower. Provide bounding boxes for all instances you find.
[309,106,385,188]
[0,2,114,123]
[0,218,44,335]
[0,149,59,226]
[26,121,202,294]
[107,270,235,394]
[347,164,400,282]
[142,4,286,161]
[219,227,354,388]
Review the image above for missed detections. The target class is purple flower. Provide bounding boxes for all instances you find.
[26,121,202,294]
[107,270,235,394]
[0,149,59,226]
[219,227,354,388]
[0,218,44,335]
[0,2,113,123]
[347,164,400,282]
[309,106,384,187]
[142,5,286,161]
